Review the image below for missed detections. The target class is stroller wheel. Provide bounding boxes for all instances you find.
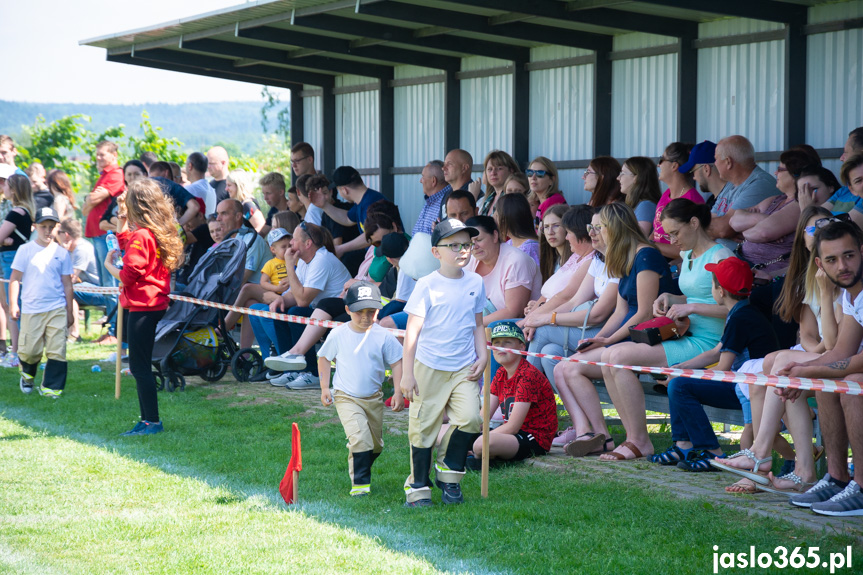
[166,372,186,392]
[200,361,228,382]
[231,348,263,382]
[154,371,165,392]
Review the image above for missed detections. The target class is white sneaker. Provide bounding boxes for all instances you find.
[270,371,299,387]
[287,372,320,390]
[264,353,307,372]
[2,352,20,368]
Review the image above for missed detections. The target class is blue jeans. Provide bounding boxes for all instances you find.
[1,250,16,305]
[668,377,742,450]
[91,235,118,288]
[74,282,117,336]
[249,304,318,376]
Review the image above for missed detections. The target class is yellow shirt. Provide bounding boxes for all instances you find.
[261,257,288,284]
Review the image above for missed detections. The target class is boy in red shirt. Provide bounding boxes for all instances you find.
[469,321,558,467]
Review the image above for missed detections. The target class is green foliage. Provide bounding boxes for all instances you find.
[15,114,92,185]
[127,111,186,165]
[260,86,291,144]
[255,134,292,176]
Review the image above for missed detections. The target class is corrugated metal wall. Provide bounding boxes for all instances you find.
[807,0,863,157]
[393,65,445,230]
[611,34,679,160]
[460,56,513,172]
[301,86,323,178]
[697,19,785,153]
[530,46,595,205]
[335,75,381,192]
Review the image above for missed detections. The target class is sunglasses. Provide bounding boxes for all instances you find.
[586,224,603,235]
[525,169,548,178]
[810,214,851,234]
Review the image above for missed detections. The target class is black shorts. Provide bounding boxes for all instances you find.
[512,431,548,461]
[314,297,350,322]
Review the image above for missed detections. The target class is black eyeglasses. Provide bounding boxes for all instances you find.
[525,169,548,178]
[290,156,310,166]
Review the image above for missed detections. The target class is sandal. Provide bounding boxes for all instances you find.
[564,434,612,458]
[677,450,723,472]
[600,440,644,461]
[585,437,615,456]
[650,445,686,465]
[709,449,772,485]
[725,478,758,494]
[756,472,816,495]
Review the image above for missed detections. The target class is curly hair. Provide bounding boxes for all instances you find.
[124,179,185,271]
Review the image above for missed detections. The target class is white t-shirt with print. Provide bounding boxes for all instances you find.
[11,240,73,314]
[404,269,485,371]
[318,323,403,398]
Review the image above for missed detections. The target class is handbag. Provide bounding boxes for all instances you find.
[628,316,690,346]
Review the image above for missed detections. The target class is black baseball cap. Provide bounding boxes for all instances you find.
[328,166,361,190]
[35,207,60,224]
[344,281,382,311]
[430,218,478,247]
[380,232,409,258]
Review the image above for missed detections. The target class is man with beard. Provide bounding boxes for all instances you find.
[772,219,863,516]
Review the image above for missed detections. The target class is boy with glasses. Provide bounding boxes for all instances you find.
[401,219,487,507]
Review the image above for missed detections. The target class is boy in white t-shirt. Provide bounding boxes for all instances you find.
[401,219,487,507]
[318,281,404,496]
[9,207,74,397]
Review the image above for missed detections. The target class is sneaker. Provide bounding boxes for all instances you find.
[121,421,164,436]
[269,371,299,387]
[810,480,863,516]
[676,450,723,472]
[264,353,307,372]
[266,369,285,380]
[2,352,20,368]
[790,474,845,508]
[287,372,320,390]
[96,334,119,346]
[435,479,464,504]
[38,386,63,399]
[249,369,278,383]
[551,426,579,447]
[404,498,433,508]
[19,374,33,394]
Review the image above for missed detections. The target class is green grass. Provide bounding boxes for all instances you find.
[0,342,858,575]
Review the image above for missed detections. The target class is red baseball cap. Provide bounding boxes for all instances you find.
[704,257,753,296]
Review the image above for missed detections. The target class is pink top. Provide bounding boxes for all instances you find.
[536,193,567,222]
[468,242,542,312]
[652,188,704,244]
[540,248,595,299]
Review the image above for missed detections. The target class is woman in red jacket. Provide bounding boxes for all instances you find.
[105,179,184,436]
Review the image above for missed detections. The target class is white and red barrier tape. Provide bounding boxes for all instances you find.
[2,278,860,395]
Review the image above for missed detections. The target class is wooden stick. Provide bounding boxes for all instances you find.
[115,304,123,400]
[481,327,492,499]
[292,469,299,503]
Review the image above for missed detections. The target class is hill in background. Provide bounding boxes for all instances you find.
[0,100,285,156]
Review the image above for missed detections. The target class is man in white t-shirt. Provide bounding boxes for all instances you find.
[184,152,217,215]
[248,221,351,388]
[776,220,863,516]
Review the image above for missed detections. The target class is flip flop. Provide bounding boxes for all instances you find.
[600,440,644,461]
[564,434,610,458]
[725,478,758,494]
[710,450,772,485]
[756,472,815,495]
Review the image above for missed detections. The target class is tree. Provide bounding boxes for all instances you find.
[15,114,92,184]
[127,111,185,165]
[260,86,290,144]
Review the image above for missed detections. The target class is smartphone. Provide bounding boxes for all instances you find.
[574,340,593,352]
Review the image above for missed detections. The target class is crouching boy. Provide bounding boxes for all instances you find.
[469,321,558,468]
[401,219,487,507]
[9,207,74,397]
[318,281,404,496]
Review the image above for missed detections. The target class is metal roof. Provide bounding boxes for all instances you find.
[81,0,822,88]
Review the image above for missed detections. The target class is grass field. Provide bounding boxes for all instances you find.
[0,341,858,575]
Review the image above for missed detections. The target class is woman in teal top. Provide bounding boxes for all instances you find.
[593,199,732,462]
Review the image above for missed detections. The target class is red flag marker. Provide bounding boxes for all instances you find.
[279,423,302,504]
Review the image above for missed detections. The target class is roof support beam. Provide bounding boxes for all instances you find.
[107,53,301,90]
[512,60,530,169]
[593,47,612,157]
[293,14,530,62]
[290,87,304,153]
[322,87,336,176]
[784,23,807,148]
[457,0,697,37]
[184,38,393,78]
[240,24,459,70]
[117,48,335,87]
[637,0,807,25]
[677,32,698,143]
[358,1,612,53]
[379,69,395,200]
[444,68,460,154]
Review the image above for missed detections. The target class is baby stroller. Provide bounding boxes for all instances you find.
[151,236,264,391]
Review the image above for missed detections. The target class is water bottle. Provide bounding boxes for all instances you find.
[91,365,102,373]
[105,231,123,269]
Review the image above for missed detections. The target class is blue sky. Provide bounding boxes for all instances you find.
[2,0,289,104]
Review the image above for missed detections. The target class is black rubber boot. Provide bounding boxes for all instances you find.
[352,450,374,487]
[408,445,433,490]
[42,359,67,392]
[443,427,481,472]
